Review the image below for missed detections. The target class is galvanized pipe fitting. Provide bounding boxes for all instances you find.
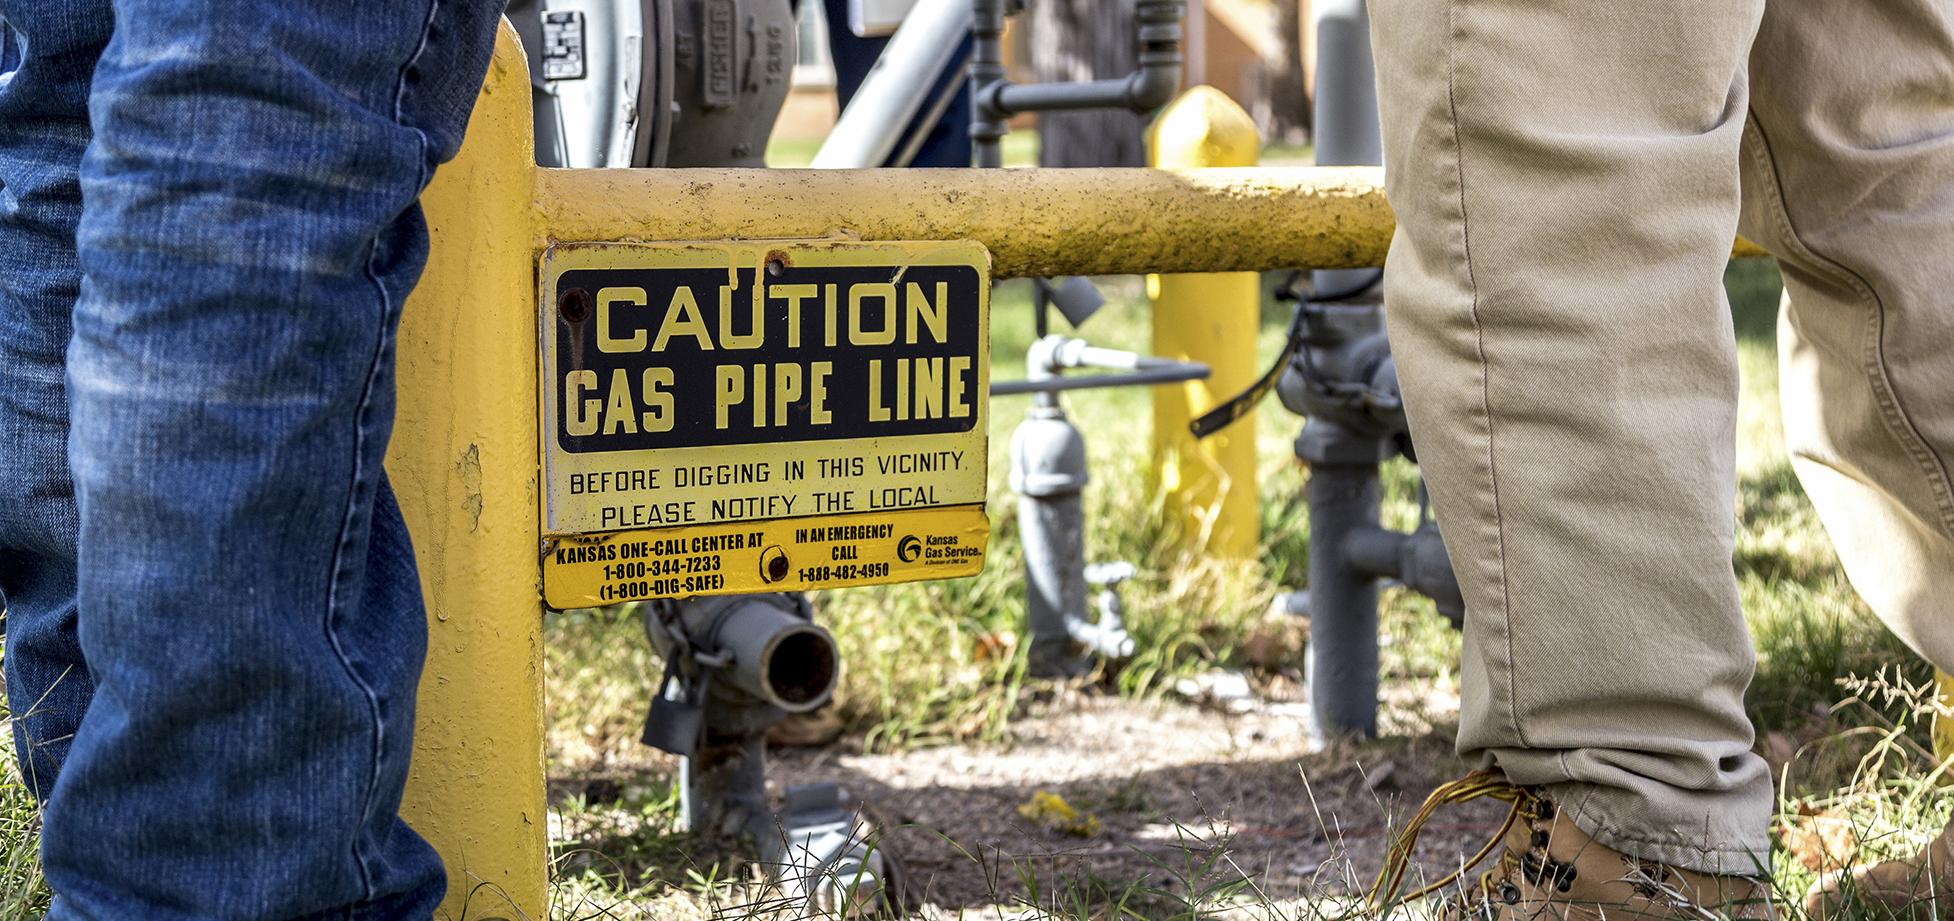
[993,335,1209,397]
[968,0,1186,166]
[644,593,838,717]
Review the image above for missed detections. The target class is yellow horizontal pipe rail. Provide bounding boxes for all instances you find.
[537,166,1393,278]
[535,166,1767,278]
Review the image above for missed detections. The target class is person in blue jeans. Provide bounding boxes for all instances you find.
[0,2,501,917]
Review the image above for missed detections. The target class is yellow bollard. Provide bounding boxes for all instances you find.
[386,23,550,920]
[1938,670,1954,763]
[1148,87,1263,557]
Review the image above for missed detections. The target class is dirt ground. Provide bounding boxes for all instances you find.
[548,668,1519,918]
[758,682,1504,916]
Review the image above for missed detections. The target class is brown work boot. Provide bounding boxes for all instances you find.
[1805,819,1954,920]
[1370,770,1773,920]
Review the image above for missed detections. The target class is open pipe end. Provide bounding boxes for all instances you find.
[759,622,840,713]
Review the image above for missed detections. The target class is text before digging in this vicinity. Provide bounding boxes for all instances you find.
[562,449,972,530]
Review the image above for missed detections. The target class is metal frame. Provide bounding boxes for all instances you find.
[968,0,1185,167]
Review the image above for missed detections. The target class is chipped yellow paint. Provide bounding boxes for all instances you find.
[535,165,1399,278]
[385,21,549,920]
[455,444,485,533]
[533,168,1768,279]
[1938,671,1954,763]
[1147,87,1263,558]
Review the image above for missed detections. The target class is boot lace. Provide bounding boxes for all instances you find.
[1367,770,1555,917]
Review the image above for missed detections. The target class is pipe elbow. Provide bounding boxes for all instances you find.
[1125,65,1180,112]
[974,78,1015,122]
[1128,0,1185,110]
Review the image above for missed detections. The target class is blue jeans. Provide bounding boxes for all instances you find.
[0,2,499,918]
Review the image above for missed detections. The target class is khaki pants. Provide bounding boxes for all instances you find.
[1370,0,1954,874]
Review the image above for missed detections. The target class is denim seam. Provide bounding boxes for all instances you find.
[323,0,444,902]
[394,1,444,123]
[1741,112,1954,536]
[1443,0,1527,748]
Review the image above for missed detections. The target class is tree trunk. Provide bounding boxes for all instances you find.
[1266,0,1312,144]
[1031,0,1147,167]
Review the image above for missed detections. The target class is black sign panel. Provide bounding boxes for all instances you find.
[553,262,984,453]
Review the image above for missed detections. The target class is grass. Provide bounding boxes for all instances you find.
[0,261,1944,919]
[0,736,49,917]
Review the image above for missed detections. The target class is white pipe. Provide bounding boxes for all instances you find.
[811,0,970,169]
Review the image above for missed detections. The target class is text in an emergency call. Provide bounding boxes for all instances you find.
[553,263,982,453]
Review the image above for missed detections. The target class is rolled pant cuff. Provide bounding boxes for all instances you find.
[1541,780,1774,878]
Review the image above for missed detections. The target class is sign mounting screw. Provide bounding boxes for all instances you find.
[558,287,591,323]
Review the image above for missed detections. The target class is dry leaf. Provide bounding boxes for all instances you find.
[1016,790,1102,838]
[1781,807,1858,872]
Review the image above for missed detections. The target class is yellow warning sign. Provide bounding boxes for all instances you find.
[538,239,991,605]
[543,506,989,609]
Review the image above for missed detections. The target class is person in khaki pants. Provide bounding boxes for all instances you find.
[1363,0,1954,917]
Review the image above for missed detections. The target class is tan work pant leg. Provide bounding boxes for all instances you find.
[1373,0,1954,875]
[1742,3,1954,676]
[1370,0,1773,873]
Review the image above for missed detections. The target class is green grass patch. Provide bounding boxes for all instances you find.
[0,706,53,917]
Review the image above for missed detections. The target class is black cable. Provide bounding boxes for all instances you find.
[1189,269,1385,438]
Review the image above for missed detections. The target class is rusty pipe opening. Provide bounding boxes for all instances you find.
[712,600,840,713]
[759,623,838,711]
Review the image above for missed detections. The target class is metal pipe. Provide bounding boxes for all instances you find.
[1032,334,1205,373]
[968,0,1008,167]
[1325,516,1464,623]
[994,334,1209,394]
[1304,459,1381,738]
[643,595,840,715]
[535,165,1397,275]
[991,365,1207,396]
[813,0,972,169]
[1310,0,1385,301]
[1399,525,1465,624]
[983,0,1182,116]
[968,0,1184,166]
[987,76,1151,114]
[1067,615,1135,659]
[708,600,840,713]
[1311,0,1382,169]
[684,732,770,837]
[1342,523,1404,580]
[1012,404,1094,677]
[533,167,1768,271]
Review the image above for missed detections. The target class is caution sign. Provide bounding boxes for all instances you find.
[538,240,991,608]
[545,508,990,606]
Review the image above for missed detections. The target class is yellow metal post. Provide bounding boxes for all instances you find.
[1147,87,1263,557]
[386,23,550,920]
[1938,670,1954,762]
